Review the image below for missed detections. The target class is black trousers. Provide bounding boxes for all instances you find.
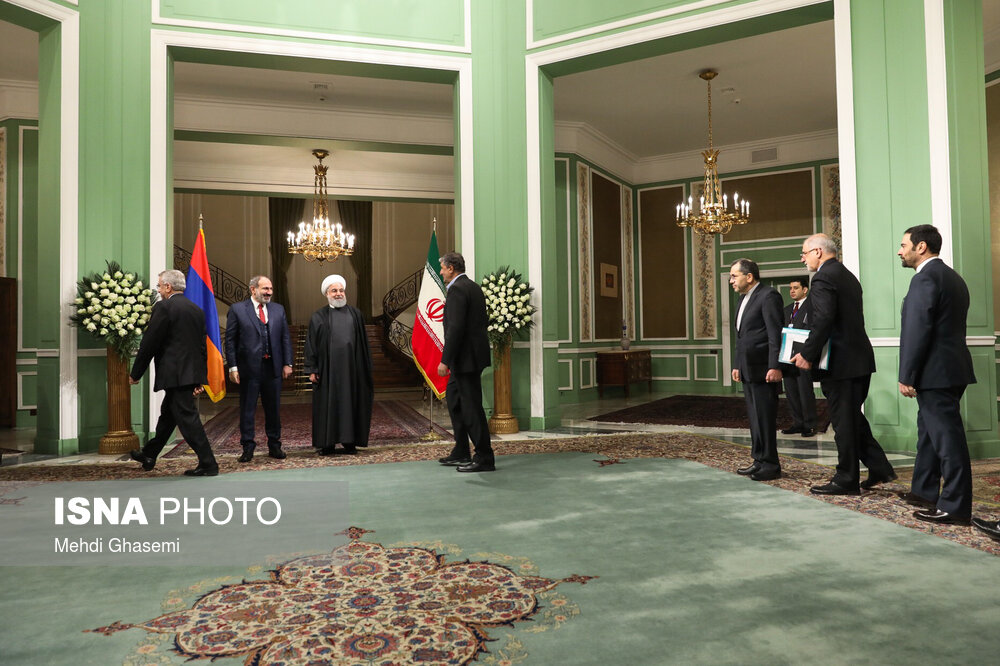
[912,386,972,517]
[783,370,817,430]
[446,371,494,464]
[143,385,217,468]
[743,379,780,473]
[238,357,282,446]
[820,374,893,488]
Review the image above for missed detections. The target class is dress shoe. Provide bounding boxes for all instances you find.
[860,471,897,490]
[456,461,496,472]
[268,445,287,460]
[913,508,970,526]
[749,469,781,481]
[183,466,219,477]
[318,446,337,456]
[129,449,155,471]
[736,462,760,476]
[781,426,804,435]
[971,517,1000,541]
[238,443,256,463]
[333,448,357,456]
[439,455,472,466]
[896,491,935,509]
[800,429,816,438]
[809,481,859,496]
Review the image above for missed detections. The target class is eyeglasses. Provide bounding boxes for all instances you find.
[799,248,820,258]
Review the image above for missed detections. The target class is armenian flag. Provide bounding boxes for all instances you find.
[185,228,226,402]
[411,231,448,398]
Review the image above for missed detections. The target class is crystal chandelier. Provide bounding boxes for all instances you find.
[676,71,750,235]
[287,149,355,262]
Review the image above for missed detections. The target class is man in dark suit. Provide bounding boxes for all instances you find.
[896,225,975,525]
[792,234,895,495]
[781,277,817,437]
[127,269,219,476]
[730,258,784,481]
[225,275,293,463]
[437,251,495,472]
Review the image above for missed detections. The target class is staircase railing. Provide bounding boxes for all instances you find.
[173,244,250,306]
[380,268,422,359]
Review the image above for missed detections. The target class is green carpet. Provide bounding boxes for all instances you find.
[3,453,999,664]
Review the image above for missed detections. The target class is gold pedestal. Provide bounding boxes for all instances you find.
[99,348,139,454]
[488,344,520,435]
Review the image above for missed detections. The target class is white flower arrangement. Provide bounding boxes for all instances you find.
[69,261,155,359]
[480,265,537,354]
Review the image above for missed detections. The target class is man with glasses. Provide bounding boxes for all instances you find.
[127,269,219,476]
[791,234,895,495]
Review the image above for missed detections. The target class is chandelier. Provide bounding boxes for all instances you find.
[287,149,355,262]
[676,70,750,235]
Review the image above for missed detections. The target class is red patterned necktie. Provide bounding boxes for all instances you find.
[791,302,799,322]
[258,303,266,324]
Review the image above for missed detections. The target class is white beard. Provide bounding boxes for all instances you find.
[328,296,347,308]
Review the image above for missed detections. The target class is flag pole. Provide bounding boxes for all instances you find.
[421,214,443,441]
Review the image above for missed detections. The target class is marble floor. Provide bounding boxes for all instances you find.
[0,388,916,470]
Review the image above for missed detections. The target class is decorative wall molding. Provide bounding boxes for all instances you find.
[576,162,593,342]
[651,353,691,381]
[558,358,574,391]
[17,370,37,410]
[621,183,634,341]
[693,353,720,381]
[578,357,596,389]
[0,79,38,121]
[821,163,841,246]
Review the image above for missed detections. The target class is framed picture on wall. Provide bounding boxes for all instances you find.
[600,263,618,297]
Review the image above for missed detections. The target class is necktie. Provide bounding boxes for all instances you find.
[258,303,266,324]
[791,302,799,324]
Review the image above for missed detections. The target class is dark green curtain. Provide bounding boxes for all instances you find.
[338,200,373,322]
[268,197,305,323]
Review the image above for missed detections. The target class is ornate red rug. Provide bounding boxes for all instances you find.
[88,526,595,664]
[164,400,449,457]
[590,394,831,432]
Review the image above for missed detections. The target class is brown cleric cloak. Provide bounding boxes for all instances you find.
[303,304,374,448]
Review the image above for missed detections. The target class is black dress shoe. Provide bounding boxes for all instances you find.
[183,466,219,477]
[750,469,781,481]
[860,471,897,490]
[736,462,760,476]
[333,448,357,456]
[268,446,287,460]
[129,449,155,471]
[897,491,936,509]
[456,461,496,472]
[318,446,337,456]
[810,481,859,496]
[439,455,472,466]
[800,429,816,437]
[913,508,970,526]
[971,517,1000,540]
[238,443,255,463]
[781,426,804,435]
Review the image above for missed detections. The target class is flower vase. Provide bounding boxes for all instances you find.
[99,347,140,454]
[488,344,520,435]
[621,330,631,351]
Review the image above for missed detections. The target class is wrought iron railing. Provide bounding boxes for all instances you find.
[380,268,422,360]
[382,268,421,321]
[173,245,250,306]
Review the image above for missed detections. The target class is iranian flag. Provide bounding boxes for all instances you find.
[411,231,448,398]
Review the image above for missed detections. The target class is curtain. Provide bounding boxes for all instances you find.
[338,200,373,322]
[267,197,305,323]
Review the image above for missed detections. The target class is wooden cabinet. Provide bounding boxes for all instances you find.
[596,349,651,398]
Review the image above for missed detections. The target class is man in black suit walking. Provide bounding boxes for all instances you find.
[792,234,895,495]
[436,252,495,472]
[896,225,975,525]
[225,275,293,463]
[730,258,784,481]
[781,277,817,438]
[128,269,219,476]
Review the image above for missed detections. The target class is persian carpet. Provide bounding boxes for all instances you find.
[590,394,831,432]
[164,400,449,457]
[87,526,594,665]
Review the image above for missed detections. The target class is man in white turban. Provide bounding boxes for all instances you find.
[303,274,374,454]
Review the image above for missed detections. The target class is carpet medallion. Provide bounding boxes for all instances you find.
[165,400,449,457]
[88,527,594,665]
